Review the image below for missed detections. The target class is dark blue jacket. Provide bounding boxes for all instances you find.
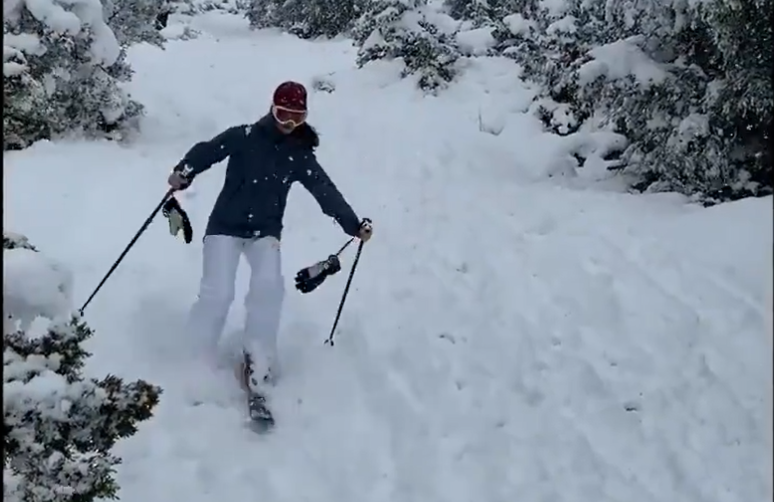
[174,114,361,240]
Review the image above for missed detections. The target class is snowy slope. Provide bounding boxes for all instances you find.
[4,11,772,502]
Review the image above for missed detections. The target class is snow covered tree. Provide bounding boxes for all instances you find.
[3,233,162,502]
[353,0,461,91]
[447,0,537,27]
[3,0,145,151]
[489,0,772,201]
[172,0,246,17]
[445,0,498,27]
[103,0,167,47]
[246,0,364,39]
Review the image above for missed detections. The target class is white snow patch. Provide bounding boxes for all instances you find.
[160,23,189,40]
[5,0,120,66]
[3,247,74,331]
[546,15,577,35]
[539,0,570,18]
[421,6,459,35]
[4,33,44,55]
[578,36,669,87]
[3,62,26,76]
[502,13,536,36]
[456,27,496,56]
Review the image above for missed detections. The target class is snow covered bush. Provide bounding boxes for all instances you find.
[353,0,461,91]
[103,0,167,47]
[246,0,364,39]
[4,243,73,332]
[446,0,495,26]
[445,0,518,28]
[480,0,772,202]
[174,0,246,16]
[3,233,162,502]
[3,0,145,151]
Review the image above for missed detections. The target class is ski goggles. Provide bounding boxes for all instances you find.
[272,105,307,128]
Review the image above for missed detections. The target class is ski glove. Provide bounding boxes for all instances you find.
[168,171,192,191]
[295,254,342,294]
[162,197,193,244]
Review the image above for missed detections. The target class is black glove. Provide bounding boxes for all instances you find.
[168,170,192,191]
[295,254,342,293]
[162,197,193,244]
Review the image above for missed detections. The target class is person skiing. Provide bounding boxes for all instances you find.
[167,81,373,403]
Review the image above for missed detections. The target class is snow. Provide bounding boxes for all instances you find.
[539,0,570,18]
[362,27,386,52]
[422,7,459,35]
[546,15,578,35]
[455,27,496,56]
[3,62,26,77]
[4,33,43,55]
[23,0,83,34]
[502,13,536,36]
[4,12,772,502]
[4,33,43,76]
[578,36,670,87]
[6,0,121,65]
[3,246,74,331]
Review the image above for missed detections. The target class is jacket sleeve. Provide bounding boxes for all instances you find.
[299,154,361,237]
[174,125,247,178]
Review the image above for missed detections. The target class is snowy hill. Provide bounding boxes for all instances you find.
[4,12,772,502]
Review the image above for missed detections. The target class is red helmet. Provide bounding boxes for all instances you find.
[273,81,307,112]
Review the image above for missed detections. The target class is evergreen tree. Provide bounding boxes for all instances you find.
[445,0,495,26]
[488,0,772,201]
[246,0,363,39]
[103,0,167,47]
[3,0,145,151]
[354,0,460,91]
[3,234,162,502]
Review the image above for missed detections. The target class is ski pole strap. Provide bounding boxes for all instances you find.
[336,237,354,256]
[325,239,365,347]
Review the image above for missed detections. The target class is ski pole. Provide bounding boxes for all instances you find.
[325,238,365,347]
[79,189,174,314]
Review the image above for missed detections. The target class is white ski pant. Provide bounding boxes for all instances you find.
[186,235,284,383]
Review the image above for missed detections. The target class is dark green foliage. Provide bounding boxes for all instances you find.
[3,1,146,152]
[3,235,162,502]
[246,0,364,39]
[104,0,167,47]
[353,0,460,91]
[4,317,162,502]
[446,0,495,26]
[482,0,773,202]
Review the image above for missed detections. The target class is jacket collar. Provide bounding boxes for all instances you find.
[256,113,284,141]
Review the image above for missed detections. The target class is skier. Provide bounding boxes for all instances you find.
[167,81,373,402]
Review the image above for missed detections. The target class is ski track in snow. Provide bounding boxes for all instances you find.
[4,13,772,502]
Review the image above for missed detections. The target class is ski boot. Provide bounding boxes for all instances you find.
[237,351,275,431]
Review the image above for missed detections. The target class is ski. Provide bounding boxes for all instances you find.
[246,391,274,433]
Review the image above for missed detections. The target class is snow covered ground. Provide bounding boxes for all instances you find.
[4,11,772,502]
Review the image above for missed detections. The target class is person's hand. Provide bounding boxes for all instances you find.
[168,171,191,191]
[358,219,373,243]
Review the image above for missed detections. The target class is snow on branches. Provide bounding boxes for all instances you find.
[3,233,162,502]
[3,0,157,151]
